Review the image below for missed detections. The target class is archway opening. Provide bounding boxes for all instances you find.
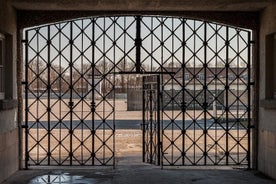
[22,15,252,168]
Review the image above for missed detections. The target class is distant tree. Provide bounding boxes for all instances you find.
[93,59,114,95]
[217,60,225,68]
[117,58,133,93]
[95,59,113,74]
[141,62,150,71]
[49,63,67,93]
[166,61,182,68]
[27,59,47,92]
[239,60,247,68]
[185,61,193,68]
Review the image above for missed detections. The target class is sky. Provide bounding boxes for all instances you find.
[23,16,251,74]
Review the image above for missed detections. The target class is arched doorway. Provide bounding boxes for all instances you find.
[23,15,252,168]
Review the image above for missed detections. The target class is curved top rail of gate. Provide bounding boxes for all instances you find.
[24,15,251,75]
[24,15,252,32]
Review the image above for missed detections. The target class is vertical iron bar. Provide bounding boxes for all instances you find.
[247,31,252,169]
[135,16,141,73]
[124,17,126,72]
[215,24,218,165]
[103,17,106,165]
[91,18,95,166]
[113,16,116,168]
[150,89,153,163]
[193,20,196,165]
[58,23,62,164]
[69,21,73,166]
[171,18,174,165]
[203,22,207,165]
[147,88,149,163]
[225,26,229,165]
[237,30,240,164]
[47,25,51,165]
[24,31,29,169]
[150,19,154,162]
[81,20,84,165]
[142,77,146,162]
[161,17,164,168]
[151,17,153,71]
[36,29,39,164]
[157,76,161,166]
[182,18,186,166]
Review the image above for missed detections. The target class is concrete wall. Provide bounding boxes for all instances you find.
[259,3,276,180]
[0,0,18,183]
[0,109,18,183]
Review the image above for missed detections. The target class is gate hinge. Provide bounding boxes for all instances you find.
[249,40,255,45]
[250,82,255,86]
[21,125,28,129]
[21,81,27,85]
[248,125,255,129]
[21,39,28,43]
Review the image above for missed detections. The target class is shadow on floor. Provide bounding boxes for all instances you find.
[2,160,275,184]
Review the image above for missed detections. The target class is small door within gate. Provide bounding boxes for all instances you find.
[142,75,161,165]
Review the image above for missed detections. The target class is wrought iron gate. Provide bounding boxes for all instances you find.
[23,15,252,168]
[142,75,161,165]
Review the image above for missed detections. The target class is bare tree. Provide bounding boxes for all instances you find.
[27,59,47,92]
[217,60,225,68]
[49,63,67,93]
[117,58,128,93]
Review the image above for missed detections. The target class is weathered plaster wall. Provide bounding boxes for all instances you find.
[17,10,259,30]
[0,0,18,183]
[259,3,276,180]
[0,110,18,183]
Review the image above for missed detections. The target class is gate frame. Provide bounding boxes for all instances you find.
[22,15,253,169]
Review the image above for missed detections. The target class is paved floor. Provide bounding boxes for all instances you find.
[2,156,275,184]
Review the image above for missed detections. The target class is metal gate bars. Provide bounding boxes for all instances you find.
[23,15,252,167]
